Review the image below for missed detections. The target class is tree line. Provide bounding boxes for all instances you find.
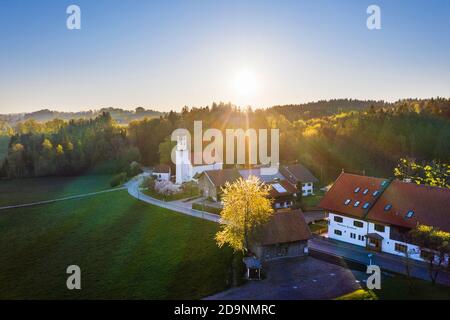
[1,98,449,183]
[0,112,139,178]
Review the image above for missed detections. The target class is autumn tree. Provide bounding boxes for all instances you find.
[216,176,274,254]
[409,225,450,285]
[394,158,449,188]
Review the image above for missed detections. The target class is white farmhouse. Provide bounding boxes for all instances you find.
[152,164,171,181]
[320,172,450,263]
[175,136,223,184]
[280,164,319,196]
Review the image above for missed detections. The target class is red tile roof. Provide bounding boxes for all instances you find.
[368,180,450,232]
[319,172,450,232]
[319,172,387,219]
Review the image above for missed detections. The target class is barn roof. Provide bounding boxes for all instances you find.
[254,209,312,246]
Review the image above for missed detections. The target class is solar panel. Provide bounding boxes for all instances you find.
[272,183,287,193]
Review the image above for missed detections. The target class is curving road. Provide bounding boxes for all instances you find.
[125,174,221,223]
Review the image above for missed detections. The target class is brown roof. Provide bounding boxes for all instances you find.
[267,180,298,197]
[280,164,319,184]
[153,164,171,173]
[255,209,312,246]
[367,180,450,232]
[319,172,450,232]
[319,172,387,219]
[204,168,242,187]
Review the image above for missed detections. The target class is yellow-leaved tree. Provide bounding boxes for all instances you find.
[216,176,274,253]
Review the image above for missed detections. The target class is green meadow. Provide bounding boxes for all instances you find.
[0,177,233,299]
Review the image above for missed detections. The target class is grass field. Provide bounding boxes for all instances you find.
[0,175,114,207]
[0,185,234,299]
[337,275,450,300]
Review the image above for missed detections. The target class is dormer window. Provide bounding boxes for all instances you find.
[363,188,369,195]
[363,202,370,209]
[373,190,380,197]
[406,210,414,219]
[384,204,392,211]
[353,201,360,207]
[354,187,360,193]
[344,199,351,205]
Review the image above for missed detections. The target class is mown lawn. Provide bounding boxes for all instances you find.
[337,275,450,300]
[0,190,234,299]
[0,175,114,207]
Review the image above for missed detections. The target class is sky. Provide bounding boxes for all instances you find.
[0,0,449,113]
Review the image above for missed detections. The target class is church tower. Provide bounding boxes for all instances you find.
[175,136,190,184]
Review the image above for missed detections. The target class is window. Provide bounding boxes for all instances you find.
[344,199,351,205]
[353,221,364,228]
[405,210,414,219]
[334,229,342,236]
[353,201,360,207]
[363,188,369,195]
[363,202,370,209]
[334,216,343,223]
[373,190,380,197]
[374,224,385,233]
[420,249,434,260]
[350,233,356,239]
[354,187,361,193]
[381,180,389,187]
[358,235,365,241]
[384,204,392,211]
[395,243,407,253]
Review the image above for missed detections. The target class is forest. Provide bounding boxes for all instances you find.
[1,98,449,183]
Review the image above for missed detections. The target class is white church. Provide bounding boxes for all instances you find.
[175,136,223,184]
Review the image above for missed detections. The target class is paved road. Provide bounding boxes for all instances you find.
[125,175,221,223]
[0,187,126,211]
[206,256,366,300]
[310,236,450,286]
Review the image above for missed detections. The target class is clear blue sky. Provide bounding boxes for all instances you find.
[0,0,449,113]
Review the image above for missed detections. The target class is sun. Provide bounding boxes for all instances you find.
[231,69,259,103]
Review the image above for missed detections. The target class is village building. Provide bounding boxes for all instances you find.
[197,168,241,202]
[280,164,319,196]
[319,172,450,262]
[151,164,171,181]
[175,136,223,184]
[249,209,312,261]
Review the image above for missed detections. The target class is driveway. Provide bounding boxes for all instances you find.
[126,175,221,223]
[206,256,366,300]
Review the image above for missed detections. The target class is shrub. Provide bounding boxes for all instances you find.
[110,172,127,187]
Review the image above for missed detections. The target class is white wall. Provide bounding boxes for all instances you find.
[328,212,447,264]
[328,213,367,247]
[152,172,170,181]
[302,182,314,196]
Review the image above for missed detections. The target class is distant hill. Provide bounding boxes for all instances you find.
[0,107,164,125]
[270,99,390,121]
